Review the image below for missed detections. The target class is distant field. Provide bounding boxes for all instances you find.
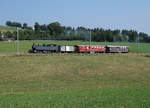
[0,40,150,54]
[0,25,17,32]
[0,54,150,107]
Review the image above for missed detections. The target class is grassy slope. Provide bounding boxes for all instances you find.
[0,25,17,31]
[0,41,150,54]
[0,54,150,107]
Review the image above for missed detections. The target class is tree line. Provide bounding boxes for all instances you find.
[6,21,33,30]
[2,21,150,42]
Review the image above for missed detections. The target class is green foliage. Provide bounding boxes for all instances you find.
[6,21,22,28]
[40,24,47,31]
[47,22,64,37]
[34,22,40,33]
[23,23,28,29]
[3,31,12,38]
[2,21,150,42]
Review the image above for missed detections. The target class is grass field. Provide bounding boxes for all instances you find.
[0,25,17,32]
[0,54,150,107]
[1,88,150,108]
[0,40,150,55]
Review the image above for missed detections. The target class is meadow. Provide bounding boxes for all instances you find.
[0,25,17,32]
[0,54,150,107]
[0,40,150,55]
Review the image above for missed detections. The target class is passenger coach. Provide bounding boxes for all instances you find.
[106,45,129,53]
[60,45,76,53]
[76,45,106,53]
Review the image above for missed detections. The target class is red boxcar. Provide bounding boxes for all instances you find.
[76,45,106,53]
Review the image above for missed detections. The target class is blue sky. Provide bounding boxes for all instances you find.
[0,0,150,34]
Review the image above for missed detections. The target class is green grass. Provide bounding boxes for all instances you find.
[0,40,150,107]
[0,40,150,55]
[1,88,150,108]
[0,54,150,107]
[1,54,150,93]
[0,25,17,32]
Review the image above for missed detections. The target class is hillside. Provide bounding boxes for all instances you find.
[0,25,17,32]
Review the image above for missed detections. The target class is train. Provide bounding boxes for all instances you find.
[29,43,129,54]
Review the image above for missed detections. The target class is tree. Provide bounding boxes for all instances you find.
[47,22,64,38]
[6,21,11,26]
[14,22,22,27]
[23,23,28,29]
[139,32,149,42]
[6,21,22,27]
[76,26,87,31]
[34,22,40,32]
[40,24,47,31]
[113,30,120,42]
[4,31,12,38]
[128,30,138,42]
[0,31,2,39]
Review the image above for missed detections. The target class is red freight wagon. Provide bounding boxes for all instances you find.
[76,45,106,53]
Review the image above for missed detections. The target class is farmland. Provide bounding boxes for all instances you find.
[0,40,150,55]
[0,54,150,107]
[0,40,150,108]
[0,25,17,32]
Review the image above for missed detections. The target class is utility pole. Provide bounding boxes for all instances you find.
[17,27,19,55]
[137,35,140,54]
[89,30,92,54]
